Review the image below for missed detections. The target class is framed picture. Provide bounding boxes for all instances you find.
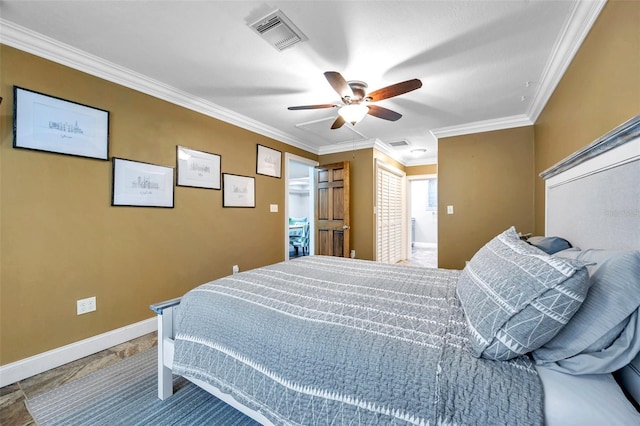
[13,86,109,160]
[111,158,174,208]
[176,145,221,189]
[223,173,255,208]
[256,144,282,178]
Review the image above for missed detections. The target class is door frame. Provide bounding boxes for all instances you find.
[374,159,407,263]
[284,153,319,260]
[406,173,438,260]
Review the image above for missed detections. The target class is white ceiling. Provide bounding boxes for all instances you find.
[0,1,605,165]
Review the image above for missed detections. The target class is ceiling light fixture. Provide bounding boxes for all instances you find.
[338,104,369,125]
[410,148,427,156]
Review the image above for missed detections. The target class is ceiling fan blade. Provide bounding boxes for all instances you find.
[288,104,337,110]
[331,115,346,129]
[324,71,353,99]
[367,105,402,121]
[367,79,422,102]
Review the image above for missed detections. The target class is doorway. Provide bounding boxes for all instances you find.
[406,174,438,268]
[284,154,318,260]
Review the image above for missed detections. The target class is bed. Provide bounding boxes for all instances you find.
[151,114,640,425]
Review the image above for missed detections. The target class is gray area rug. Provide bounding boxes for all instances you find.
[27,348,259,425]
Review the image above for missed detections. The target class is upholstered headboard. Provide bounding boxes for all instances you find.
[541,114,640,406]
[542,115,640,250]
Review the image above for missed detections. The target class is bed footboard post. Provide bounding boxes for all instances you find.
[150,297,181,400]
[157,305,174,400]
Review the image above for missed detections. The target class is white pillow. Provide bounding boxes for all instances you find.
[534,250,640,373]
[537,365,640,426]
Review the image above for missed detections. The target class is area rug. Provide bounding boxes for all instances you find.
[27,348,260,425]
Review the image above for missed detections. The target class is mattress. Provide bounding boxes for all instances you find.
[172,256,543,425]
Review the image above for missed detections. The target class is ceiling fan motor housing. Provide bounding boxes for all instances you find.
[346,81,368,104]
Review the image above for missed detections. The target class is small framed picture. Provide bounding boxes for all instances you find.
[13,86,109,160]
[176,146,221,189]
[256,144,282,178]
[111,158,174,208]
[223,173,255,208]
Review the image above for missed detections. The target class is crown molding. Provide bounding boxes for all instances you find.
[403,156,438,167]
[527,0,607,122]
[428,0,604,140]
[0,19,318,155]
[373,139,402,161]
[430,114,533,139]
[317,139,376,155]
[1,0,605,160]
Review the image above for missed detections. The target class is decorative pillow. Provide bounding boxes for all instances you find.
[456,227,590,361]
[527,236,573,255]
[533,250,640,373]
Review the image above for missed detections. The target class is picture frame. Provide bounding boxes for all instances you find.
[176,145,221,189]
[223,173,255,208]
[13,86,109,160]
[111,158,174,208]
[256,144,282,178]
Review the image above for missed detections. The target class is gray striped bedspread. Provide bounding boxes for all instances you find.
[173,256,543,425]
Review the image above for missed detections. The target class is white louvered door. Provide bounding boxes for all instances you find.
[376,161,406,264]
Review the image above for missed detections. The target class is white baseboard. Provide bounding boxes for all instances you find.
[0,317,157,387]
[413,242,437,249]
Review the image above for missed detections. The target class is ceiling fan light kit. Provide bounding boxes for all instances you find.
[339,104,369,125]
[288,71,422,129]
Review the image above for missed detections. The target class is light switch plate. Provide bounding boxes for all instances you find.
[270,204,278,212]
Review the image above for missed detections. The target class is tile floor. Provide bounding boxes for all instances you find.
[0,332,157,426]
[398,246,438,268]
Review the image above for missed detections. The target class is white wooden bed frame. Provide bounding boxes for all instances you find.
[150,298,275,425]
[151,115,640,422]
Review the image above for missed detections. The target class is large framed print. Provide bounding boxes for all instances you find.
[112,158,174,208]
[176,146,221,189]
[13,86,109,160]
[223,173,255,208]
[256,144,282,178]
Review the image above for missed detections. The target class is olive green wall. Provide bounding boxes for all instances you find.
[406,164,437,176]
[0,45,316,364]
[438,127,535,270]
[533,0,640,234]
[317,148,410,262]
[318,149,376,261]
[2,0,637,365]
[437,0,639,268]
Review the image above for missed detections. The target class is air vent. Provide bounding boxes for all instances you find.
[249,9,307,51]
[388,140,410,147]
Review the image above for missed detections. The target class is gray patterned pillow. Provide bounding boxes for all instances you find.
[457,227,590,360]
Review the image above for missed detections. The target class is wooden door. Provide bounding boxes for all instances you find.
[315,162,350,257]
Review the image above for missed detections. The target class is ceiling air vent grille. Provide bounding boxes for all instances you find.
[249,9,307,51]
[388,140,410,147]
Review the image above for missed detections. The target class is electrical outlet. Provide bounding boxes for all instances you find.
[232,265,239,274]
[77,296,96,315]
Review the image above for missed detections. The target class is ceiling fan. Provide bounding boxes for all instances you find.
[287,71,422,129]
